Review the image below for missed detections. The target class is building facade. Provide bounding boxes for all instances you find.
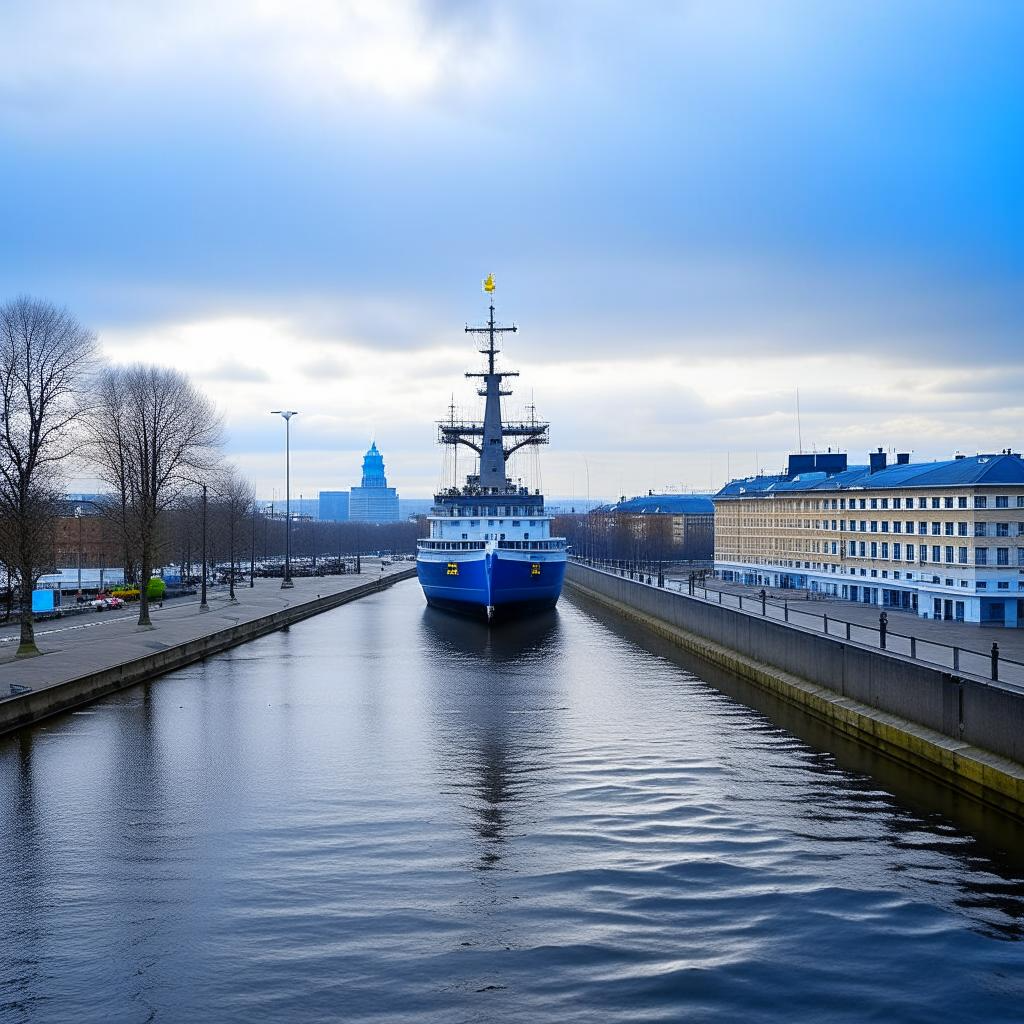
[349,442,400,523]
[714,450,1024,627]
[318,490,350,522]
[599,494,715,561]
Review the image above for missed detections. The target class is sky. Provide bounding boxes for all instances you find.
[2,1,1022,500]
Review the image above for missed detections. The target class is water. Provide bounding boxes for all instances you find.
[2,580,1024,1023]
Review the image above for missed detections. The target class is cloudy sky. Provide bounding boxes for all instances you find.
[2,1,1021,499]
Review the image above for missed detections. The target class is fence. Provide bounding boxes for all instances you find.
[575,559,1024,688]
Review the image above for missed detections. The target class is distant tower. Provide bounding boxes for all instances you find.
[349,441,401,522]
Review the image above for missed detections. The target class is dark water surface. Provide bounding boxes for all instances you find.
[3,580,1024,1023]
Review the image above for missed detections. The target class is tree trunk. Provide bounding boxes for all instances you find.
[16,564,39,657]
[138,543,152,627]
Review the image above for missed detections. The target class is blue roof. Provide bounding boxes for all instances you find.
[608,494,715,515]
[716,454,1024,499]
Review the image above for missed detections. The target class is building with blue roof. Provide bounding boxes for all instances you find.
[596,492,715,561]
[714,449,1024,627]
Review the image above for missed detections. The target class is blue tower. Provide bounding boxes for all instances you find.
[349,441,400,522]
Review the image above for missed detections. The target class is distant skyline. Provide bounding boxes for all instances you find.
[3,2,1021,499]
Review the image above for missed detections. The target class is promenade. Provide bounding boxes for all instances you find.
[0,560,416,702]
[663,573,1024,687]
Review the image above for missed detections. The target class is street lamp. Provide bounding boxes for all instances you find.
[199,482,209,611]
[271,410,298,589]
[74,505,83,599]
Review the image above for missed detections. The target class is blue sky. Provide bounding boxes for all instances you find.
[2,1,1022,498]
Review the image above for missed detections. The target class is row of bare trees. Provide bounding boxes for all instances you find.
[0,296,226,655]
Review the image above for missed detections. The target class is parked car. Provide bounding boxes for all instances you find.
[90,593,125,611]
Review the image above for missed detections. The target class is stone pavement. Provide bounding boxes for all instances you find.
[655,572,1024,688]
[0,560,417,698]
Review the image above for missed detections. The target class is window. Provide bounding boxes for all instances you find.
[996,495,1009,508]
[931,497,940,509]
[859,542,866,556]
[975,522,988,537]
[906,520,915,533]
[945,546,953,564]
[870,498,877,509]
[871,542,878,558]
[931,522,941,536]
[920,546,927,563]
[919,521,927,535]
[871,521,878,532]
[958,522,968,536]
[932,545,941,562]
[893,543,901,560]
[998,581,1009,590]
[1018,548,1024,566]
[893,521,902,533]
[958,497,968,508]
[906,497,915,509]
[881,521,889,533]
[860,520,867,532]
[997,548,1009,566]
[512,520,521,527]
[881,498,889,509]
[997,523,1009,537]
[958,547,968,564]
[976,547,988,565]
[975,496,987,509]
[894,498,902,509]
[907,544,915,560]
[918,497,928,508]
[881,543,889,559]
[944,496,953,508]
[1018,496,1024,508]
[944,522,954,535]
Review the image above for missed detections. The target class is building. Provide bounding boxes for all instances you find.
[601,493,715,560]
[318,490,350,522]
[714,449,1024,627]
[349,442,400,523]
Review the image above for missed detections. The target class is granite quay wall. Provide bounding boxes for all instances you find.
[0,568,417,737]
[566,562,1024,817]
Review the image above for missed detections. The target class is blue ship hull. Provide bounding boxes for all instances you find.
[417,552,566,621]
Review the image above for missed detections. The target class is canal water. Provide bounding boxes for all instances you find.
[2,579,1023,1023]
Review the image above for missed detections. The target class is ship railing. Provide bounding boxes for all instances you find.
[495,539,567,551]
[417,539,487,551]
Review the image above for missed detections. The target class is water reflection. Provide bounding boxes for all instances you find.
[418,608,563,869]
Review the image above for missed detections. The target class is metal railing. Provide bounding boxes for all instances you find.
[571,558,1024,688]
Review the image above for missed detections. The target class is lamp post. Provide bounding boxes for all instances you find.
[250,497,257,588]
[74,505,83,599]
[271,410,298,589]
[200,482,209,612]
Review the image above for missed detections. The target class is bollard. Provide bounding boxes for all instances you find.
[991,642,999,682]
[823,613,828,634]
[845,621,851,641]
[784,600,789,622]
[952,647,959,671]
[879,611,888,650]
[910,636,916,658]
[718,590,722,604]
[760,588,766,615]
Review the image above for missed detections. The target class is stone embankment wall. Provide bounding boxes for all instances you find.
[566,562,1024,817]
[0,569,417,737]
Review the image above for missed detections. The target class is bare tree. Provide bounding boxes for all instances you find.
[87,364,223,627]
[210,466,254,603]
[0,297,96,656]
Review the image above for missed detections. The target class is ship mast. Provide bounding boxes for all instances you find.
[438,278,549,493]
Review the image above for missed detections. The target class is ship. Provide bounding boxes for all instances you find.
[416,278,567,621]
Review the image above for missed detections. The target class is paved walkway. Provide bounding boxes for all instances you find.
[648,571,1024,687]
[0,560,416,698]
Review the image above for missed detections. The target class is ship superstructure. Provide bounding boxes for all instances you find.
[416,280,567,620]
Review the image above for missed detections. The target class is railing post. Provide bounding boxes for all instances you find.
[718,590,722,605]
[952,647,959,671]
[879,611,887,650]
[784,601,789,622]
[910,636,916,658]
[845,621,851,641]
[823,613,828,634]
[760,588,766,615]
[991,642,999,682]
